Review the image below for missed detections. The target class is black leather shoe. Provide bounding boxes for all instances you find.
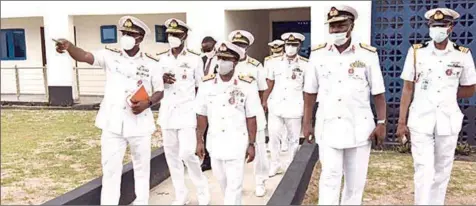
[201,163,211,171]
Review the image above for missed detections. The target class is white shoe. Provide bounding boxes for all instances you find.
[197,191,210,205]
[268,165,282,177]
[255,185,266,197]
[281,143,288,152]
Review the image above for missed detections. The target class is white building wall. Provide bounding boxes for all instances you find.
[1,1,373,99]
[1,17,46,94]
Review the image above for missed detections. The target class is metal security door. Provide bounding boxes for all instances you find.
[371,0,476,145]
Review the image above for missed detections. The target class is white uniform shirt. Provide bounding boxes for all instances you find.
[157,48,204,129]
[304,41,385,149]
[195,75,261,160]
[93,48,164,137]
[401,40,476,135]
[234,56,268,131]
[267,55,310,118]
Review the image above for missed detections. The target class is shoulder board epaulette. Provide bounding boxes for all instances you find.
[299,56,309,62]
[412,42,429,50]
[247,58,261,67]
[264,56,272,61]
[145,53,159,62]
[453,43,470,53]
[311,43,327,52]
[187,49,200,56]
[156,49,169,56]
[238,75,254,83]
[359,43,377,53]
[202,74,216,82]
[105,46,120,53]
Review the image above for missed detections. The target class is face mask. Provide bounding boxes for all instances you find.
[330,32,349,46]
[285,45,298,56]
[168,36,182,48]
[120,35,137,51]
[429,27,449,43]
[217,60,234,75]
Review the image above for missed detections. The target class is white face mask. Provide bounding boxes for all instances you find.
[120,35,137,51]
[168,36,182,48]
[217,60,234,75]
[429,27,449,43]
[330,32,349,46]
[285,45,298,56]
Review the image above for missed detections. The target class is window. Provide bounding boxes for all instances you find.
[155,25,168,43]
[1,29,26,61]
[100,25,117,44]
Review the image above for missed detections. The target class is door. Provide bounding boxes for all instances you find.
[272,20,311,58]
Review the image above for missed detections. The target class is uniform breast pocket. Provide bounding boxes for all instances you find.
[179,67,195,82]
[348,69,367,92]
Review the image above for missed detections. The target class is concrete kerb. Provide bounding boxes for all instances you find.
[41,147,170,205]
[267,141,319,205]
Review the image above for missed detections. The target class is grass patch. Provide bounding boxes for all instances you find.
[1,109,162,205]
[303,150,476,205]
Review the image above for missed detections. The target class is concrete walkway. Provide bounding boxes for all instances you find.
[149,151,291,205]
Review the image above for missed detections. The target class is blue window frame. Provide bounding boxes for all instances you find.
[100,25,117,44]
[155,25,168,43]
[0,29,26,61]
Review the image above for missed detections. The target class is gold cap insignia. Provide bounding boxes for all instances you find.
[170,20,178,28]
[329,7,339,17]
[124,19,133,28]
[434,10,444,20]
[219,44,227,52]
[289,35,295,41]
[234,32,243,39]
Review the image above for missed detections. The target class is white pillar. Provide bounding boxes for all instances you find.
[185,5,226,51]
[311,1,372,47]
[43,12,76,105]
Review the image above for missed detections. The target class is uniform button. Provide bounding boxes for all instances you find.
[123,107,126,110]
[439,60,442,63]
[125,91,128,93]
[438,76,441,79]
[338,99,342,102]
[339,63,342,65]
[338,116,341,119]
[338,80,342,83]
[173,92,176,95]
[437,90,441,93]
[222,129,225,132]
[437,105,440,108]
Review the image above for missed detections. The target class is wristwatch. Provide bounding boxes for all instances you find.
[248,142,256,147]
[377,119,386,125]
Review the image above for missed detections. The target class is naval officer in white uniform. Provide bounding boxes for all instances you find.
[55,16,164,205]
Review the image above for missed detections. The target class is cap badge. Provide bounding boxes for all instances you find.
[234,32,243,39]
[170,20,178,28]
[329,7,339,17]
[289,35,295,41]
[219,44,227,52]
[124,19,133,28]
[434,10,444,20]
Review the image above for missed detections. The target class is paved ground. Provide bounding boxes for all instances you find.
[149,150,291,205]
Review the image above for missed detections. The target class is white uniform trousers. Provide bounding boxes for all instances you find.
[318,143,371,205]
[211,158,246,205]
[100,131,151,205]
[410,129,458,205]
[254,130,269,185]
[268,113,302,168]
[162,128,209,201]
